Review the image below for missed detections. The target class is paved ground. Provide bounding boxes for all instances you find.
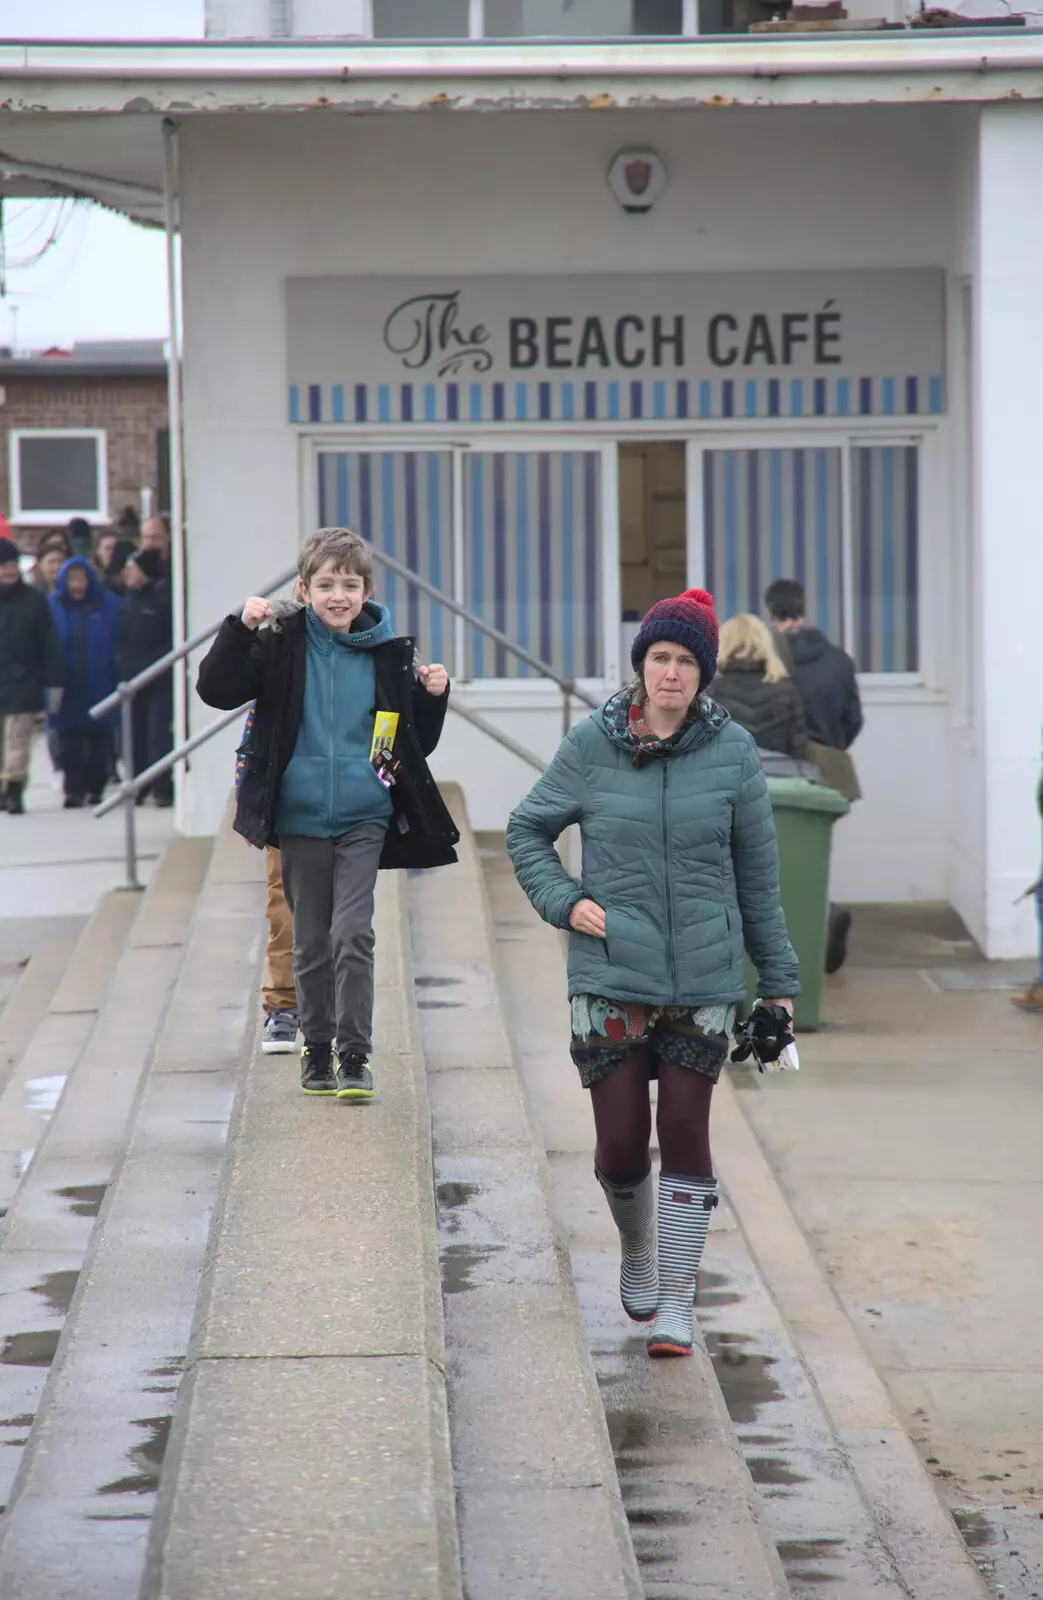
[734,904,1043,1598]
[0,737,174,1012]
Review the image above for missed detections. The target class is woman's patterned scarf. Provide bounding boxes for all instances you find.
[603,684,700,767]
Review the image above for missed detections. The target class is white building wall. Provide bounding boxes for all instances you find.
[181,105,977,917]
[975,105,1043,958]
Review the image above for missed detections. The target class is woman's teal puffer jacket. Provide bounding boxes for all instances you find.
[506,693,800,1007]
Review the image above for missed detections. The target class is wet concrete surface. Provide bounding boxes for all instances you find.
[734,904,1043,1597]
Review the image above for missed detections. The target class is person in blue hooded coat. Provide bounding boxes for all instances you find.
[48,557,122,808]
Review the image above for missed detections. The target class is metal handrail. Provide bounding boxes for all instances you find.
[92,548,601,884]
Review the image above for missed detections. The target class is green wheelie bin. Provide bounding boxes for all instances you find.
[746,775,850,1032]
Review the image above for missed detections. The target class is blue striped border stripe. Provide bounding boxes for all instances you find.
[289,375,947,423]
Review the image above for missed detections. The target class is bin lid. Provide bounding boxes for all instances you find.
[766,776,851,816]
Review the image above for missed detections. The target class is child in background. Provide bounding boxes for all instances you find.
[236,705,301,1053]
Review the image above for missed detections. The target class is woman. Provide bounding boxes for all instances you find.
[117,549,174,805]
[48,558,122,807]
[507,588,798,1359]
[32,546,66,597]
[711,612,808,760]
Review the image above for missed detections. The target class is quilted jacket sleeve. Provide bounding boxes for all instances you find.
[731,741,801,997]
[506,733,586,931]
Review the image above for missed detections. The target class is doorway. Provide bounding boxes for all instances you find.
[618,440,687,665]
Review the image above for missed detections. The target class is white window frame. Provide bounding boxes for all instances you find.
[302,431,621,693]
[8,428,108,527]
[687,423,940,692]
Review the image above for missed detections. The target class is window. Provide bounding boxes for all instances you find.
[370,0,691,36]
[317,450,453,667]
[701,441,921,674]
[484,0,683,34]
[9,430,108,526]
[316,446,604,681]
[372,0,470,36]
[464,450,602,679]
[851,445,919,673]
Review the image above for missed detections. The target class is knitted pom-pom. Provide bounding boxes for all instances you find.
[681,588,715,612]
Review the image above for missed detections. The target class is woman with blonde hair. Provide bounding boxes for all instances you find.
[711,612,808,760]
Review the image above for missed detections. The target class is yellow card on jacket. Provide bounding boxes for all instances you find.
[369,711,399,763]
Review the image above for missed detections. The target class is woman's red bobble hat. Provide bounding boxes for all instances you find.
[631,587,720,687]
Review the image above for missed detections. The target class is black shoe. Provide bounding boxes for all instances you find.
[335,1051,374,1102]
[4,782,24,814]
[63,794,85,810]
[300,1041,336,1095]
[825,908,852,975]
[87,791,104,807]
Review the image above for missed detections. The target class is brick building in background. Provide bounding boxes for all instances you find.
[0,340,169,548]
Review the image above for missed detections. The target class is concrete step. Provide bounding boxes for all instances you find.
[0,820,263,1600]
[410,786,643,1600]
[143,856,460,1600]
[0,934,79,1100]
[0,837,212,1525]
[476,829,988,1600]
[0,890,142,1225]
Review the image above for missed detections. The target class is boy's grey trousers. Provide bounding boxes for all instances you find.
[278,824,385,1056]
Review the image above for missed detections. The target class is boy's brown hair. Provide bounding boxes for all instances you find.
[298,527,374,590]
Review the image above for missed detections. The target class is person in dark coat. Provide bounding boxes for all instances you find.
[116,549,174,805]
[765,577,863,973]
[712,614,808,760]
[196,527,458,1102]
[0,536,64,813]
[764,578,863,758]
[48,558,122,808]
[67,518,94,560]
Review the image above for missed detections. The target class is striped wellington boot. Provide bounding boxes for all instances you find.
[647,1173,718,1358]
[595,1165,658,1322]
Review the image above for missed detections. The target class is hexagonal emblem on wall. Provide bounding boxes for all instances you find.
[607,148,668,215]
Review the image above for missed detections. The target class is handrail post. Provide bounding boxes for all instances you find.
[562,677,574,741]
[119,684,141,891]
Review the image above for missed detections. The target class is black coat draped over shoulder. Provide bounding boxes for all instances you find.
[196,609,459,870]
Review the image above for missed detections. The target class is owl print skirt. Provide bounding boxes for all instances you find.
[569,994,737,1090]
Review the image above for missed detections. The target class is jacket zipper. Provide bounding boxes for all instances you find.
[662,763,677,997]
[326,647,336,834]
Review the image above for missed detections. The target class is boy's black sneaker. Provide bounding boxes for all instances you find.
[335,1051,374,1102]
[300,1041,336,1096]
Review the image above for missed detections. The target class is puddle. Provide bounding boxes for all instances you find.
[96,1414,172,1497]
[418,1000,464,1010]
[440,1241,506,1295]
[415,976,460,989]
[0,1329,60,1367]
[31,1269,79,1317]
[777,1537,847,1585]
[437,1180,480,1213]
[952,1505,1043,1599]
[54,1184,107,1218]
[695,1269,743,1309]
[24,1076,66,1116]
[702,1330,784,1426]
[748,1454,810,1489]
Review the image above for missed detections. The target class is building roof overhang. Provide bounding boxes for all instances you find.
[1,34,1040,221]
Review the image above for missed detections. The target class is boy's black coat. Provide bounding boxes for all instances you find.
[196,609,459,869]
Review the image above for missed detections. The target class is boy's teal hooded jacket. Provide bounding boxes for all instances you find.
[276,601,395,838]
[506,689,799,1007]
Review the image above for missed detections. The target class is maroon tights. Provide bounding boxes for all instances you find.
[590,1049,715,1183]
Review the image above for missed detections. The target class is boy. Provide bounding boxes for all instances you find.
[197,528,458,1099]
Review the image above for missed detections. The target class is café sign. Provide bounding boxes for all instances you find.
[287,271,944,423]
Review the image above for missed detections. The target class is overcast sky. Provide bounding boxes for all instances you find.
[0,0,203,349]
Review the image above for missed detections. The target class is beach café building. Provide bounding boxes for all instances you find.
[1,8,1042,957]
